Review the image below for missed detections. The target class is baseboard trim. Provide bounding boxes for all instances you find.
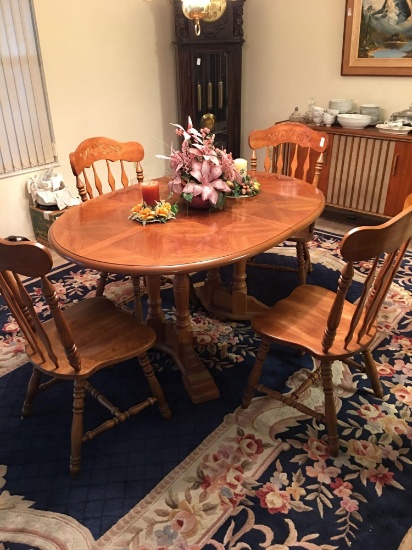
[322,205,386,227]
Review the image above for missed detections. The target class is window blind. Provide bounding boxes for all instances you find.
[0,0,56,175]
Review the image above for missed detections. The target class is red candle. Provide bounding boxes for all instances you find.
[141,180,160,207]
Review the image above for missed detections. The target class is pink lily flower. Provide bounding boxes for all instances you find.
[185,159,231,204]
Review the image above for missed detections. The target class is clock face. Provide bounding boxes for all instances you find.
[204,0,227,22]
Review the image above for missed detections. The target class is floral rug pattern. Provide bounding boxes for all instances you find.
[120,233,412,550]
[0,230,411,550]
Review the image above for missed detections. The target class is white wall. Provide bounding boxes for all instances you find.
[1,0,411,238]
[1,0,177,239]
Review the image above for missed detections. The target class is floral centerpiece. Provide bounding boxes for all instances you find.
[128,200,178,225]
[158,117,242,210]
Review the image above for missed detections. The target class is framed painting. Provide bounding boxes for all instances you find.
[341,0,412,76]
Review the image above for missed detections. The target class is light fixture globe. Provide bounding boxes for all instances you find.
[181,0,209,19]
[181,0,208,34]
[181,0,227,35]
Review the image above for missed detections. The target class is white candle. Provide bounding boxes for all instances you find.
[234,158,248,176]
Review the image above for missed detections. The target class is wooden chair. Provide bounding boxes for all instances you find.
[0,237,171,477]
[70,137,145,319]
[70,136,144,201]
[248,122,329,284]
[404,193,412,209]
[242,197,412,456]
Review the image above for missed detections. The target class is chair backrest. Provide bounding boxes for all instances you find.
[403,192,412,210]
[248,122,329,186]
[322,201,412,353]
[70,137,145,202]
[0,238,80,371]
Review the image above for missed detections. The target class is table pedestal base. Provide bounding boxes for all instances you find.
[195,260,268,321]
[146,274,220,404]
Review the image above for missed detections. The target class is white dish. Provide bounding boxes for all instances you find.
[376,124,411,135]
[337,113,371,129]
[338,113,370,119]
[338,124,370,129]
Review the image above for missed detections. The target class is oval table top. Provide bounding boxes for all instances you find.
[49,173,325,276]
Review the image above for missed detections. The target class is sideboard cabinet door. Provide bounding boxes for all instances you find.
[384,141,412,216]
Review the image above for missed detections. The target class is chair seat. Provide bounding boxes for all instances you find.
[27,296,156,378]
[252,285,377,360]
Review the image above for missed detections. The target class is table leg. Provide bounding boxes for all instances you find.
[145,274,220,404]
[145,275,165,329]
[195,259,267,320]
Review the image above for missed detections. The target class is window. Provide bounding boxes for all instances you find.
[0,0,56,177]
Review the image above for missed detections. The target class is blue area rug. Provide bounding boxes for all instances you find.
[0,229,411,549]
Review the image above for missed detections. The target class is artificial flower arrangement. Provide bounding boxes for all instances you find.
[128,200,178,225]
[158,117,243,210]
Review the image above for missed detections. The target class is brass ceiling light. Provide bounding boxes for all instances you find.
[181,0,227,35]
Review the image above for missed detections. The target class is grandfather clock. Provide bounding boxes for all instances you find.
[172,0,246,158]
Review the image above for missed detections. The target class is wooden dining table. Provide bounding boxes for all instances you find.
[49,173,325,404]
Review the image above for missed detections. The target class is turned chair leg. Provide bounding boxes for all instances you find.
[131,276,143,322]
[363,349,384,398]
[296,242,307,285]
[70,379,86,478]
[242,337,271,409]
[321,360,339,457]
[138,352,171,420]
[22,368,42,417]
[303,242,313,274]
[96,271,108,297]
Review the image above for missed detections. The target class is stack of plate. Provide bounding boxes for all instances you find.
[360,104,380,125]
[329,99,353,113]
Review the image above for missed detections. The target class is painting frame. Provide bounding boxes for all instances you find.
[341,0,412,76]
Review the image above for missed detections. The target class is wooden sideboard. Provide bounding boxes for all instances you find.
[309,124,412,218]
